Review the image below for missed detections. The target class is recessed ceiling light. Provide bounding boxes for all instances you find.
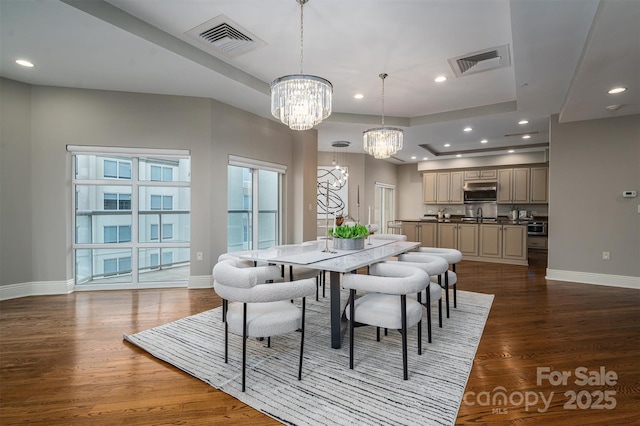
[434,76,447,83]
[411,156,416,160]
[463,127,472,132]
[456,154,462,158]
[508,150,515,153]
[606,104,623,112]
[522,135,531,139]
[422,157,428,161]
[518,120,529,125]
[15,59,34,68]
[354,93,364,99]
[444,143,451,147]
[481,139,488,144]
[608,87,627,94]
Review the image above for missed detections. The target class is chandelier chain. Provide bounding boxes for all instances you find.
[299,0,304,74]
[380,73,387,126]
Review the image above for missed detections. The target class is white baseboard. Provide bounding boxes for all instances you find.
[0,279,75,301]
[1,276,213,300]
[188,275,213,289]
[546,269,640,290]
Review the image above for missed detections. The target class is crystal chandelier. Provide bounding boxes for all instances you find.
[363,73,403,159]
[331,141,349,187]
[271,0,332,131]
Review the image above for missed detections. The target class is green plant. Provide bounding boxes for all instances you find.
[510,205,519,211]
[328,224,369,239]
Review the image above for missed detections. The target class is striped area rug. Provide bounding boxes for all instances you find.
[124,289,493,425]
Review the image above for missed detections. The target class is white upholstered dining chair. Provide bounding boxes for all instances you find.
[417,247,463,317]
[341,262,429,380]
[212,259,317,392]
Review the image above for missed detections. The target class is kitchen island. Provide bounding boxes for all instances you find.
[401,217,529,265]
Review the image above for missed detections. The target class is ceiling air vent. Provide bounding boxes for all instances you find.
[448,44,511,78]
[184,15,266,58]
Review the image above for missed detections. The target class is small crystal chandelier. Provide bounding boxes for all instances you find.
[271,0,333,131]
[331,141,349,187]
[363,73,403,159]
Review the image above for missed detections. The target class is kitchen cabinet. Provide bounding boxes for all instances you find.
[498,168,530,204]
[464,169,497,181]
[479,223,528,261]
[530,167,549,203]
[457,223,479,256]
[502,225,528,261]
[402,221,437,247]
[423,172,437,203]
[436,171,464,204]
[437,222,478,256]
[528,235,548,250]
[479,224,502,258]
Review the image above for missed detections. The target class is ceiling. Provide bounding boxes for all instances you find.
[1,0,638,164]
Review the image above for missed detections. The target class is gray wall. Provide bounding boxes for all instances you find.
[0,77,316,287]
[548,113,639,278]
[0,79,33,285]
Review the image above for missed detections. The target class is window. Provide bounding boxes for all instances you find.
[104,256,131,276]
[104,225,132,243]
[104,193,131,210]
[150,224,159,241]
[150,195,173,210]
[227,156,285,252]
[71,148,190,288]
[149,223,172,240]
[162,223,173,240]
[104,159,131,179]
[151,165,174,182]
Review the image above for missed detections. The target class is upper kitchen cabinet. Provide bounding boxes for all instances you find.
[436,171,464,204]
[529,167,549,203]
[464,169,497,181]
[423,172,437,203]
[498,168,530,204]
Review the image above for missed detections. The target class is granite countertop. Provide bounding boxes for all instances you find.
[401,216,536,225]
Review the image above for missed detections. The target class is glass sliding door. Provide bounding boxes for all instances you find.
[227,158,283,252]
[374,183,395,233]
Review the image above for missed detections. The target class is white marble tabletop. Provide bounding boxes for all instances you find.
[239,239,420,273]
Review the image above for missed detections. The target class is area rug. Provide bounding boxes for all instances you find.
[124,289,493,426]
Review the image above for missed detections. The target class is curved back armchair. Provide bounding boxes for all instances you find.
[213,259,316,391]
[341,262,428,380]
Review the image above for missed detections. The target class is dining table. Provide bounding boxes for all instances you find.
[239,238,420,349]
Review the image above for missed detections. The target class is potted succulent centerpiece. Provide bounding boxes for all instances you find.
[329,224,369,250]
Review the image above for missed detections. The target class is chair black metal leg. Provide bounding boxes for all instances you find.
[454,283,457,308]
[298,297,306,380]
[267,336,271,348]
[401,295,408,380]
[349,289,355,370]
[242,303,247,392]
[453,264,457,308]
[224,318,229,363]
[445,272,450,318]
[439,299,443,328]
[376,327,381,342]
[417,319,422,356]
[315,276,319,301]
[322,271,326,298]
[222,299,227,322]
[426,287,432,343]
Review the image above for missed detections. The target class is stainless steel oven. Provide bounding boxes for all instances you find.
[527,221,548,236]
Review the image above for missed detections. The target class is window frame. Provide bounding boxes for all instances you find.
[69,146,191,290]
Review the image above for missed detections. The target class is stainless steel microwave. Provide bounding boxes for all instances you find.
[463,182,497,202]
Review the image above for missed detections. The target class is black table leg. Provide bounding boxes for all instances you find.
[330,270,342,349]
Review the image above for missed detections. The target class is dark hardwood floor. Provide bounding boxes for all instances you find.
[1,251,639,425]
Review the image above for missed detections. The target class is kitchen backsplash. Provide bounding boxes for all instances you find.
[423,204,549,218]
